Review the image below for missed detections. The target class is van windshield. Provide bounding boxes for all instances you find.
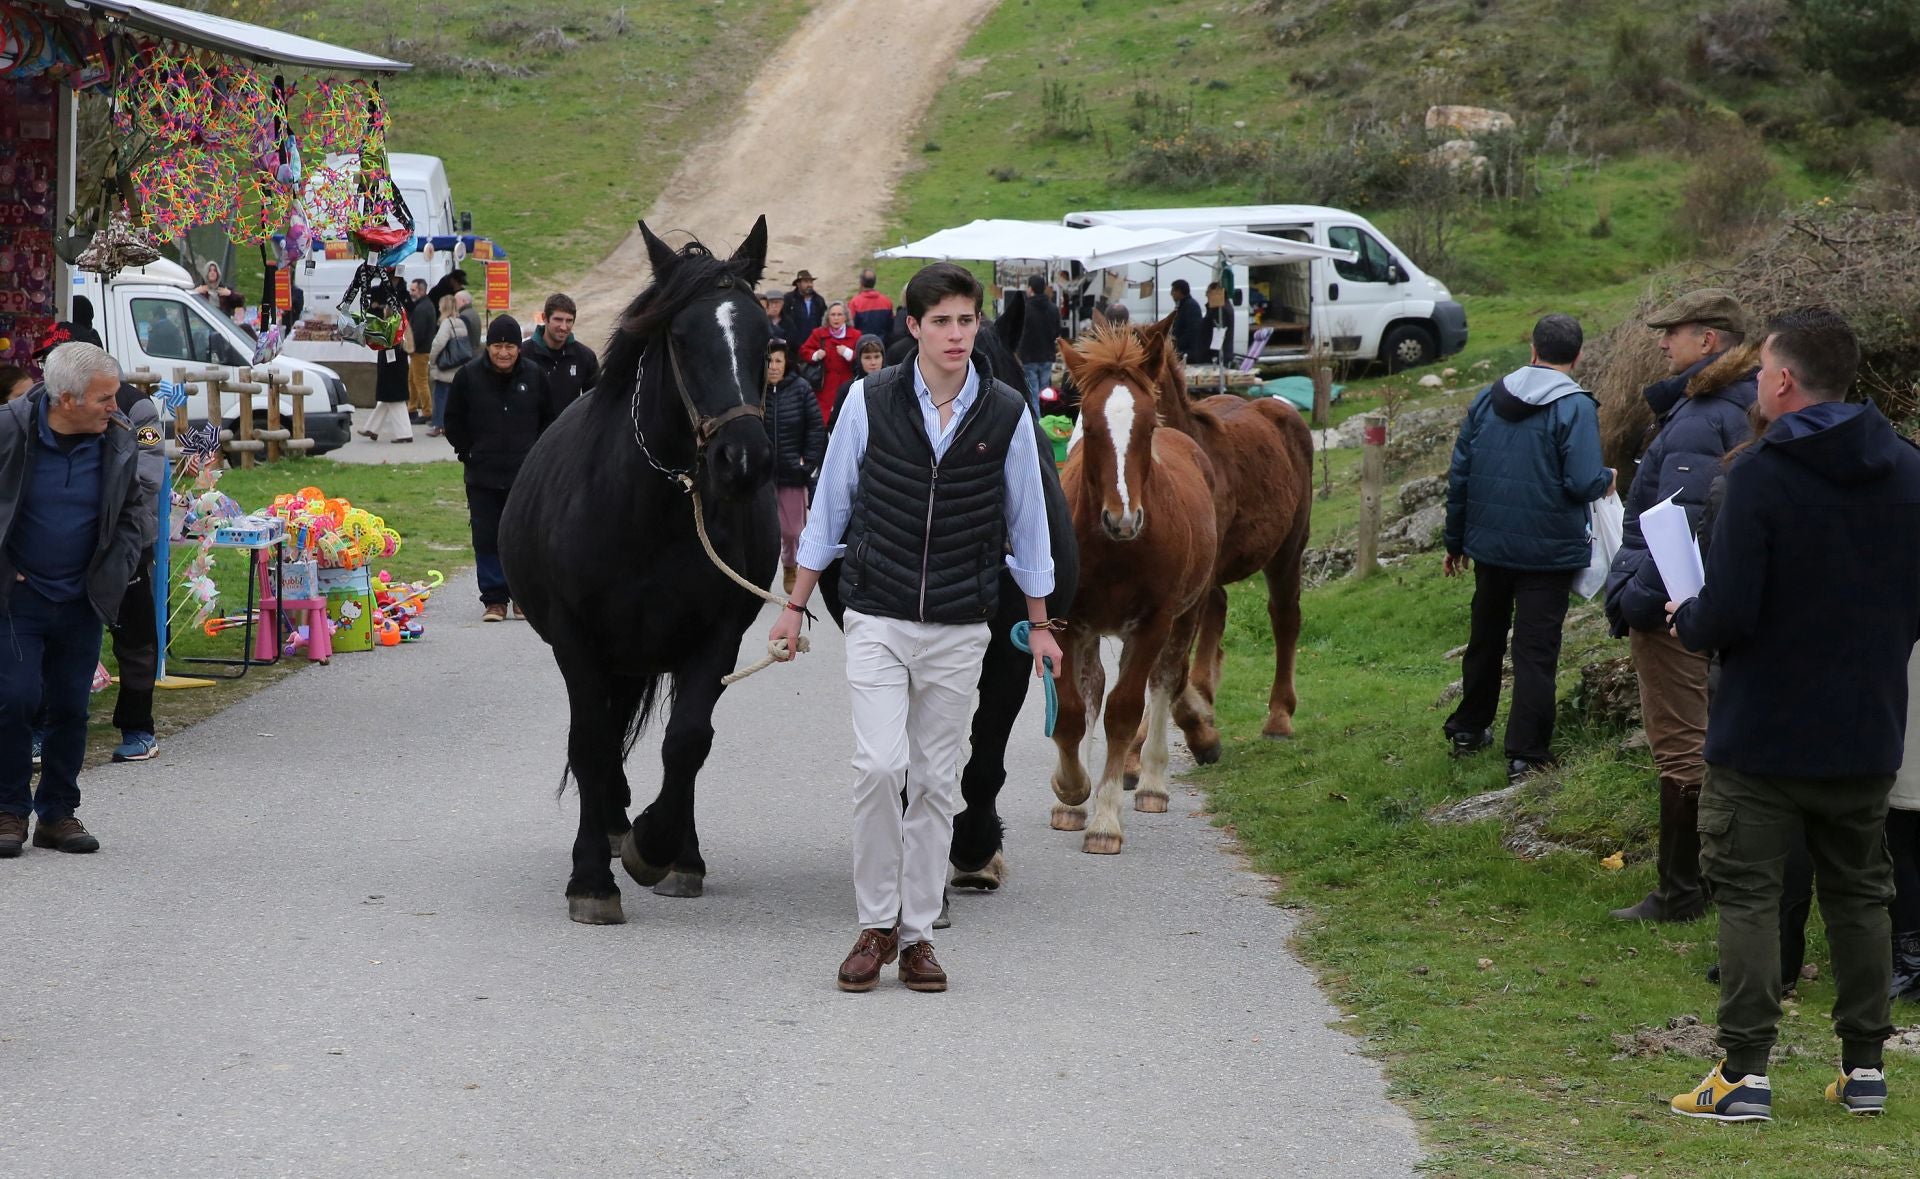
[132,296,251,367]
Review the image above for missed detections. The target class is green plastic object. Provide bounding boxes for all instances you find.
[1252,375,1343,411]
[1040,414,1074,466]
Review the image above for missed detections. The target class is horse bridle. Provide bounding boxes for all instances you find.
[629,284,764,492]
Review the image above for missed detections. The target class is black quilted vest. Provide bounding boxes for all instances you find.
[839,362,1026,623]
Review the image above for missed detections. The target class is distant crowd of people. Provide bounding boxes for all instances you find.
[1443,295,1919,1124]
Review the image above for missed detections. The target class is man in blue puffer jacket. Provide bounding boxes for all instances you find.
[1604,289,1756,923]
[1442,314,1614,782]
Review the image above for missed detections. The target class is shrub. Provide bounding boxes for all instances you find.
[1684,0,1790,79]
[1791,0,1920,116]
[1672,129,1783,252]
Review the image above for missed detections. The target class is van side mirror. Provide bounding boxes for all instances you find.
[1387,263,1409,285]
[459,211,473,233]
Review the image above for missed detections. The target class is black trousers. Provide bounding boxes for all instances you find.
[110,560,157,734]
[1891,807,1920,937]
[465,482,511,606]
[1444,563,1573,764]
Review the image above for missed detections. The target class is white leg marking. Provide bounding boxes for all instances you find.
[1138,683,1172,800]
[1104,384,1135,516]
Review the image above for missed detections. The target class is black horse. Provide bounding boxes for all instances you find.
[817,294,1078,891]
[499,217,777,925]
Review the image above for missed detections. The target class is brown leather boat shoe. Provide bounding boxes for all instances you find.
[0,811,26,858]
[898,941,948,992]
[836,926,899,992]
[32,815,99,853]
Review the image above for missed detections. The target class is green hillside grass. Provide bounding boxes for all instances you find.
[262,0,805,287]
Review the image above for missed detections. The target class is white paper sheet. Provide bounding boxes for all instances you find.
[1639,492,1704,602]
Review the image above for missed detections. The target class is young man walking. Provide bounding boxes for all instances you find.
[1441,315,1613,782]
[522,293,599,403]
[1604,289,1755,924]
[1014,274,1060,416]
[769,262,1060,994]
[1667,308,1920,1123]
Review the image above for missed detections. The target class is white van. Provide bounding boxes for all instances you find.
[1063,205,1468,370]
[71,260,355,455]
[281,152,494,371]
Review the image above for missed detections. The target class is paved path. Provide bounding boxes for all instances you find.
[4,571,1421,1176]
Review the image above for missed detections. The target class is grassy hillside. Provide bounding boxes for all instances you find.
[251,0,804,288]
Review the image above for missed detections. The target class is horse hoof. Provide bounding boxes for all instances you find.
[1135,792,1169,814]
[1050,806,1087,832]
[619,830,670,887]
[951,851,1007,891]
[568,895,626,925]
[652,870,705,899]
[1122,772,1139,791]
[1261,724,1294,741]
[1082,832,1123,855]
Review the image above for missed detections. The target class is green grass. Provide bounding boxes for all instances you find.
[89,459,472,759]
[1187,469,1920,1175]
[254,0,805,288]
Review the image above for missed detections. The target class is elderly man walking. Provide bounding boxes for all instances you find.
[1441,315,1613,783]
[0,344,154,856]
[1667,308,1920,1123]
[1605,289,1757,924]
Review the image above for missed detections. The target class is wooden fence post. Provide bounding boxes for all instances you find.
[1354,412,1386,579]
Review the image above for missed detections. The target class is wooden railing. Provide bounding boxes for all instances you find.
[125,367,315,469]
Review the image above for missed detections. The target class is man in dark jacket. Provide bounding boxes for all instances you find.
[1665,307,1920,1123]
[1604,289,1756,924]
[778,270,827,360]
[407,278,438,423]
[0,344,152,857]
[1442,315,1613,782]
[1169,279,1208,366]
[444,315,562,622]
[522,292,599,403]
[1015,274,1061,416]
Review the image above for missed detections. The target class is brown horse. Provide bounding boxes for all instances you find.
[1049,330,1222,855]
[1136,315,1314,743]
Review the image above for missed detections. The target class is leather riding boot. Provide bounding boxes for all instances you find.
[1611,778,1676,921]
[1893,933,1920,1002]
[1664,781,1708,921]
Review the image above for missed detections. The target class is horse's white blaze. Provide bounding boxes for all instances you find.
[715,301,746,403]
[1103,384,1136,515]
[1068,412,1084,454]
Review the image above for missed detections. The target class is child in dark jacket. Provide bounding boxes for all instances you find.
[764,341,825,594]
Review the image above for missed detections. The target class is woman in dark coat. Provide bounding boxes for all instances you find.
[360,343,415,443]
[765,340,825,593]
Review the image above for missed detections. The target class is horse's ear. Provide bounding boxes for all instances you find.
[637,220,677,280]
[1058,338,1087,381]
[729,215,769,285]
[1138,313,1175,362]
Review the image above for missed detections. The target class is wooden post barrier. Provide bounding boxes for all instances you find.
[224,375,265,470]
[284,373,313,458]
[1354,412,1386,579]
[254,368,294,463]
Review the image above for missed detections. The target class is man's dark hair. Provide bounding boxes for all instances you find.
[1171,279,1191,297]
[905,262,983,320]
[859,269,878,290]
[1026,274,1046,296]
[1764,306,1858,402]
[450,268,468,285]
[1532,314,1583,365]
[543,292,577,318]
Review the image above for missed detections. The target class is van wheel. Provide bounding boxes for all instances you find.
[1380,325,1438,373]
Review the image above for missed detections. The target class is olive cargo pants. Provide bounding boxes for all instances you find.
[1700,764,1896,1075]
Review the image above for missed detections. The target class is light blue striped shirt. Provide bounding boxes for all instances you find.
[795,358,1055,599]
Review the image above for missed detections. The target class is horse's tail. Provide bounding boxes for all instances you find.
[554,672,671,798]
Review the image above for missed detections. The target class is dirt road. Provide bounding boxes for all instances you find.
[553,0,1000,337]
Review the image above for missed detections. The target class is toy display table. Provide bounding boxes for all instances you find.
[176,536,285,680]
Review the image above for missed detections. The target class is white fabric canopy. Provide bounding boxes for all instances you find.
[1078,226,1354,270]
[79,0,410,71]
[875,220,1176,266]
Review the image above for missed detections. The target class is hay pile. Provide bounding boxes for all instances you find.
[1579,205,1920,475]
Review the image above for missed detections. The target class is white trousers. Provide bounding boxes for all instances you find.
[363,401,413,441]
[844,609,989,945]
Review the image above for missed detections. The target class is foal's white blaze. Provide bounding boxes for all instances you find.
[1067,412,1084,454]
[715,301,746,403]
[1103,383,1136,516]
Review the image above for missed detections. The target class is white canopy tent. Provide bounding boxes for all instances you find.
[875,219,1177,267]
[1073,226,1353,270]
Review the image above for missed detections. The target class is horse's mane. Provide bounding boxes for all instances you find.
[591,240,757,410]
[1073,328,1152,390]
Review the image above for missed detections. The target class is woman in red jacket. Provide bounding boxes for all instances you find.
[800,301,857,423]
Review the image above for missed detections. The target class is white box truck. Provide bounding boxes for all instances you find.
[1063,205,1467,370]
[70,260,355,455]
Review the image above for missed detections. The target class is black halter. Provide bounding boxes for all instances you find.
[629,280,764,491]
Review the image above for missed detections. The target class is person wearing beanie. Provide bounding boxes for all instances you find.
[443,313,563,621]
[827,334,888,432]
